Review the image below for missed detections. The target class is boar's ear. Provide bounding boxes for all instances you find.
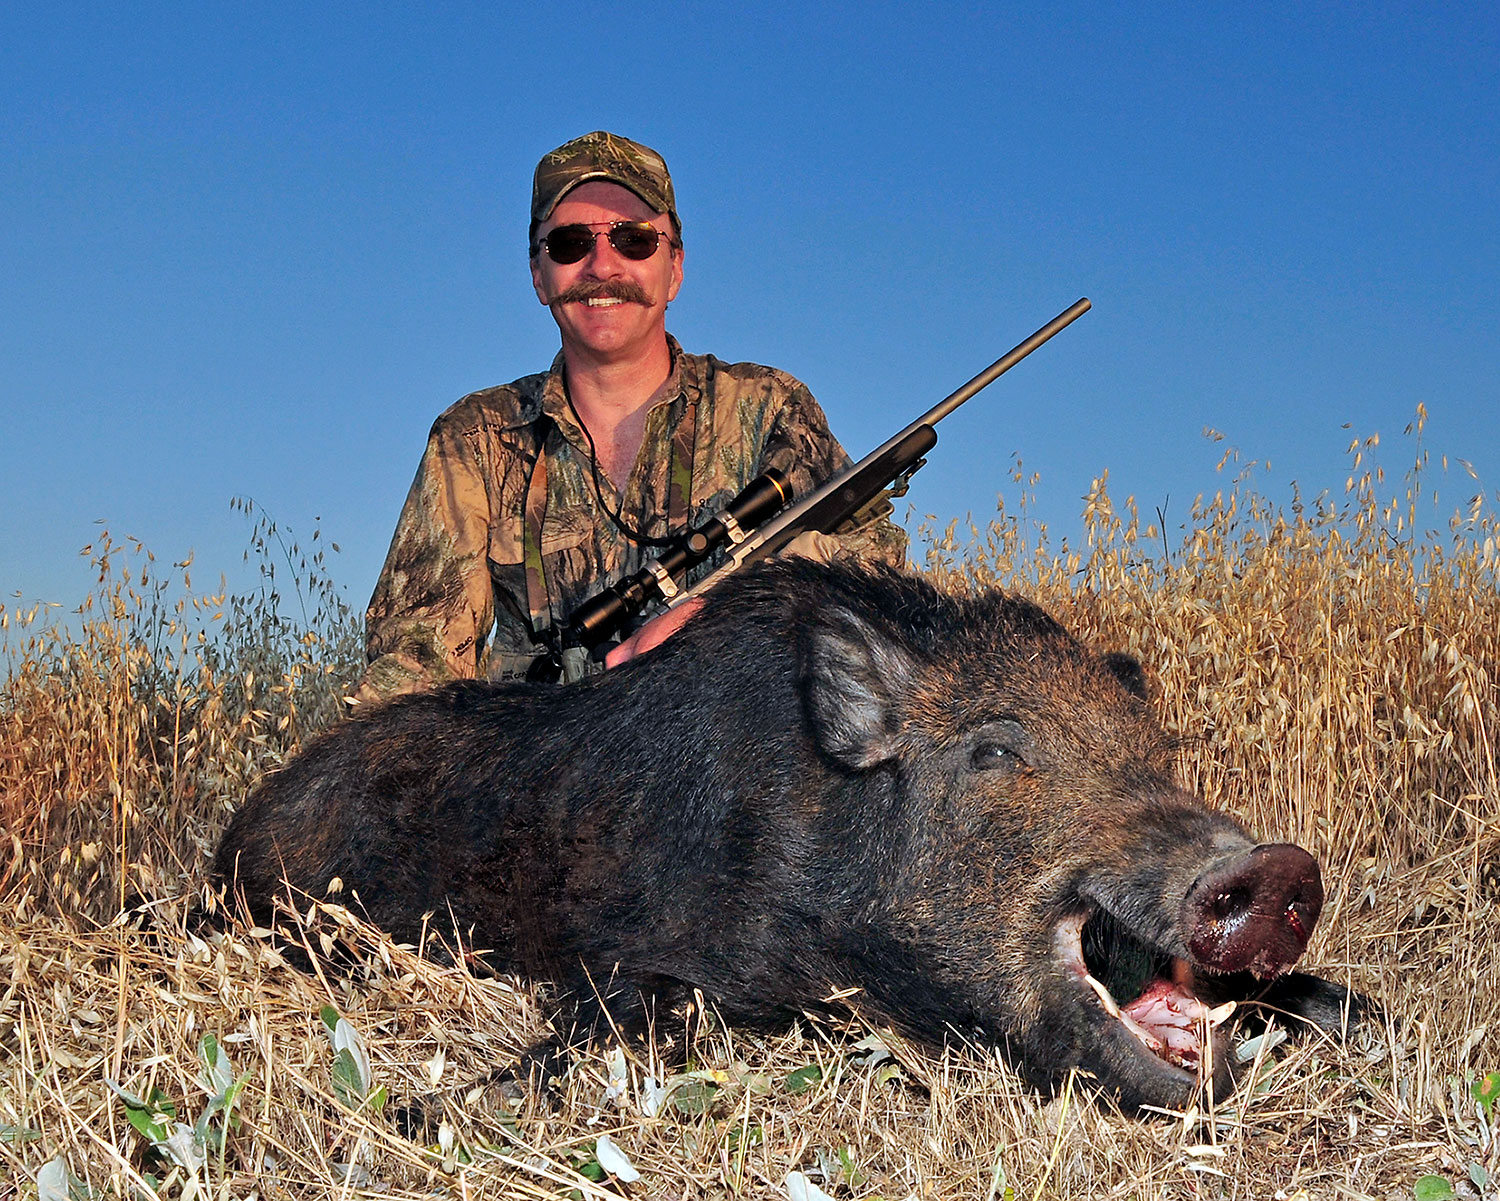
[1103,651,1149,701]
[803,608,917,769]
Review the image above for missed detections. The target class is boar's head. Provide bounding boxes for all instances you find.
[784,565,1331,1111]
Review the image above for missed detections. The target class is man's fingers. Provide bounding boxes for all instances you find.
[604,597,706,669]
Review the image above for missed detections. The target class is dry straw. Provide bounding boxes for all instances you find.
[3,423,1497,1199]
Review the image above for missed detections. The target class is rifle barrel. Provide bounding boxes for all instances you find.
[694,296,1091,582]
[921,296,1091,427]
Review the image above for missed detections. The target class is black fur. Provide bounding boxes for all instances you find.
[214,559,1360,1110]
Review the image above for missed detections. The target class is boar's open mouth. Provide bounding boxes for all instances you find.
[1057,908,1235,1075]
[1054,844,1323,1081]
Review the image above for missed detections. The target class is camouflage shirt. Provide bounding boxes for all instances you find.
[361,337,906,693]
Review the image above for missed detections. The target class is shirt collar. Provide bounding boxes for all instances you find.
[538,334,690,435]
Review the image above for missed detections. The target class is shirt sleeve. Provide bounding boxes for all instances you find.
[359,415,497,699]
[758,378,909,569]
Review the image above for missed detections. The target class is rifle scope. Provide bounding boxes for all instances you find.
[568,468,791,650]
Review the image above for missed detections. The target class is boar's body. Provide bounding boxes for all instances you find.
[215,559,1351,1110]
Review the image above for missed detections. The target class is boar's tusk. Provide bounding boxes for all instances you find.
[1205,1000,1237,1029]
[1082,968,1123,1019]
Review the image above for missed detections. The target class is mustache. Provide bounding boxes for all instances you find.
[550,279,653,307]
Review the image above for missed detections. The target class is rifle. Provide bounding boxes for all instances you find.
[568,297,1091,653]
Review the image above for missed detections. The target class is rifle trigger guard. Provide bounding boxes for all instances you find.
[645,559,680,601]
[889,458,927,499]
[719,512,747,545]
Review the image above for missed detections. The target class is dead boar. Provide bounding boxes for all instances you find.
[213,558,1358,1110]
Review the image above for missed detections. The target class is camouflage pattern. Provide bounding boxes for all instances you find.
[531,131,679,240]
[361,338,907,695]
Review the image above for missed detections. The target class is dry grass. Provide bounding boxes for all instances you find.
[3,421,1498,1199]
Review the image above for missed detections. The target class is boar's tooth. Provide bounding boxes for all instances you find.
[1118,1009,1166,1057]
[1081,970,1123,1019]
[1205,1000,1237,1028]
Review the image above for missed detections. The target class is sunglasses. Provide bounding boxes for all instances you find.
[535,221,679,265]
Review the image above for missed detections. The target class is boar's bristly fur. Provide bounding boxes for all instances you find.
[213,558,1357,1111]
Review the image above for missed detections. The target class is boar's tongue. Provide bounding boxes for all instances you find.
[1116,975,1234,1070]
[1067,910,1235,1073]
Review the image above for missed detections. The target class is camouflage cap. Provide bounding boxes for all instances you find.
[531,131,679,235]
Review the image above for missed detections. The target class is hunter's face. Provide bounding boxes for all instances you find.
[530,181,683,367]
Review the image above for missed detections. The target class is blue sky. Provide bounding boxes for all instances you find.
[3,3,1496,618]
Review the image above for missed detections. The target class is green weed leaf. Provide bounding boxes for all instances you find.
[670,1077,719,1115]
[1414,1174,1455,1200]
[569,1149,605,1182]
[1472,1071,1500,1123]
[331,1047,365,1111]
[785,1063,823,1094]
[197,1032,235,1098]
[837,1145,866,1186]
[725,1123,764,1153]
[324,1011,374,1111]
[107,1079,177,1144]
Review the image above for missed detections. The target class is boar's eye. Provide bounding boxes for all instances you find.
[967,719,1033,774]
[969,741,1027,773]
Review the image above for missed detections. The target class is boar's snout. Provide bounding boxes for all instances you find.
[1182,843,1324,978]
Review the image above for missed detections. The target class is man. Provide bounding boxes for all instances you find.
[357,131,904,698]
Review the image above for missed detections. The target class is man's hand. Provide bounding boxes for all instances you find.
[602,531,842,670]
[604,597,705,669]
